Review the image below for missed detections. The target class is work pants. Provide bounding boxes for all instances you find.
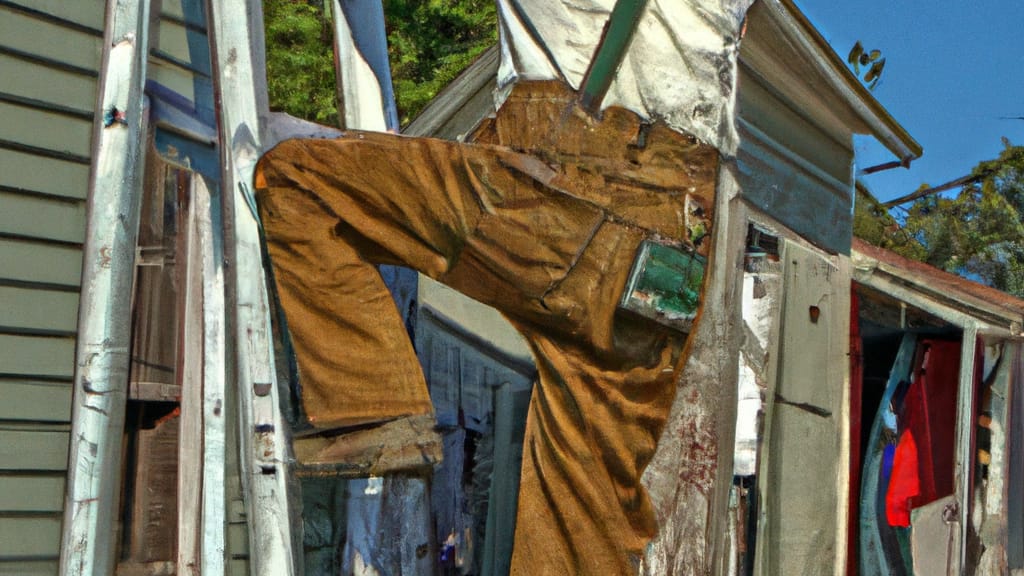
[255,82,715,574]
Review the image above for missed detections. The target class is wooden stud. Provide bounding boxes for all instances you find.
[59,0,151,574]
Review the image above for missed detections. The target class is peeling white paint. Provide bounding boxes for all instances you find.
[331,0,388,131]
[60,0,150,573]
[207,1,298,573]
[496,0,754,153]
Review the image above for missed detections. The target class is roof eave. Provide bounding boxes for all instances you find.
[852,239,1024,336]
[766,0,923,164]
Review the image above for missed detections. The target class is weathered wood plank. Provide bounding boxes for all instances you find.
[329,0,397,131]
[0,238,82,287]
[127,415,180,563]
[954,327,978,571]
[192,174,228,576]
[757,241,848,575]
[0,560,59,575]
[0,286,80,333]
[0,192,86,244]
[294,414,442,477]
[0,53,97,113]
[0,149,90,199]
[0,475,65,512]
[0,7,101,72]
[0,380,72,422]
[0,101,93,160]
[3,0,106,31]
[59,2,151,573]
[208,0,297,571]
[0,335,75,379]
[403,46,498,140]
[0,429,69,471]
[178,182,204,575]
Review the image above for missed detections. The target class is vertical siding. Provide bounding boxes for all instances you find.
[0,0,104,570]
[757,242,851,574]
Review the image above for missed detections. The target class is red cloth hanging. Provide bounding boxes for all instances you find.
[886,430,920,527]
[904,340,961,505]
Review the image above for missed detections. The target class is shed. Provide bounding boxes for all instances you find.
[852,237,1024,575]
[402,0,922,573]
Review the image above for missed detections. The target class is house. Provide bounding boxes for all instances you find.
[11,0,1016,575]
[404,1,921,573]
[0,1,271,573]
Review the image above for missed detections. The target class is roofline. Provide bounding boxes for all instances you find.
[765,0,923,164]
[851,237,1024,336]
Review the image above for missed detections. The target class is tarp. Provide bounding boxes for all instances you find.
[496,0,755,153]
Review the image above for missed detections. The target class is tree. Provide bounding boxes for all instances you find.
[384,0,496,125]
[263,0,496,127]
[856,141,1024,296]
[264,0,339,125]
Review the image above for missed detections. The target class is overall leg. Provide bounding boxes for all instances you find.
[256,134,487,428]
[255,132,616,427]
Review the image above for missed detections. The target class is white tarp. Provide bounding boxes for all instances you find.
[496,0,755,154]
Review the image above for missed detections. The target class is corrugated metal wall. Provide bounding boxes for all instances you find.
[0,1,104,572]
[735,65,857,256]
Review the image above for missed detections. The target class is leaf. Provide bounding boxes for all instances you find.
[847,41,864,74]
[864,58,885,84]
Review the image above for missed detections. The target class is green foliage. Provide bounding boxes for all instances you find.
[856,142,1024,296]
[263,0,497,127]
[853,186,926,260]
[264,0,339,125]
[384,0,497,125]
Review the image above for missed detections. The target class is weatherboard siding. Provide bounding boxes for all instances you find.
[736,66,856,256]
[0,0,104,570]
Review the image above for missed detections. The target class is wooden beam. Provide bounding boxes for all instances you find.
[329,0,399,131]
[954,326,978,575]
[880,173,978,208]
[196,174,229,576]
[205,0,298,573]
[60,1,151,574]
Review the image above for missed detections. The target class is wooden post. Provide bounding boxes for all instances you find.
[330,0,400,131]
[206,1,298,574]
[954,325,978,575]
[177,175,207,576]
[194,175,230,575]
[59,1,151,574]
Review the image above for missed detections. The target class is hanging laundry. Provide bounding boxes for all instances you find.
[886,430,920,527]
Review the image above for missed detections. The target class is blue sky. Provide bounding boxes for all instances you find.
[794,0,1024,204]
